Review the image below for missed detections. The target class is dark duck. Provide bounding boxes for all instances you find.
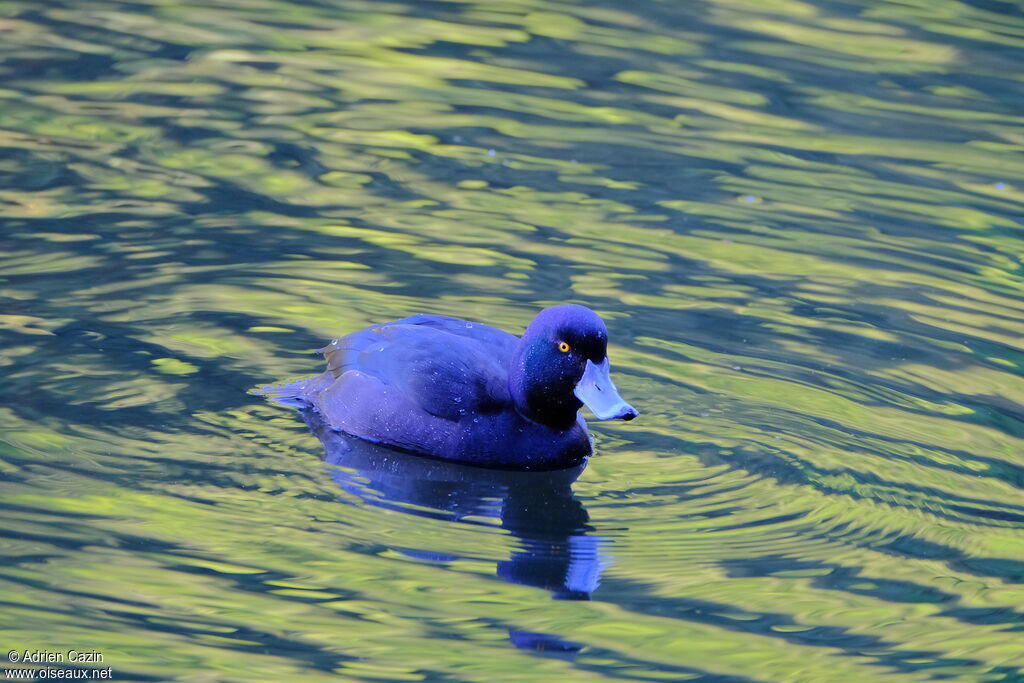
[264,304,638,470]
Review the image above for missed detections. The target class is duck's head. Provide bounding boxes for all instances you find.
[509,304,638,430]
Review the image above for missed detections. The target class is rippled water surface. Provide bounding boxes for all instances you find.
[2,0,1024,680]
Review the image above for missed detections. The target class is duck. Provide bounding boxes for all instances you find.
[264,304,637,470]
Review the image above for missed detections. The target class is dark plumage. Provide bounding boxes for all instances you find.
[264,304,637,470]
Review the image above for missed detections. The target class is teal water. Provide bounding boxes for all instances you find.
[1,0,1023,680]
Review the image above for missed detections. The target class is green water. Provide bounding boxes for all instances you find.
[1,0,1023,680]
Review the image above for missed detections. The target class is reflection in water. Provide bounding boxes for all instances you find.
[303,408,606,654]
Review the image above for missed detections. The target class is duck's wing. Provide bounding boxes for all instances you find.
[318,318,515,423]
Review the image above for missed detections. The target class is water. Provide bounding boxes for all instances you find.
[1,0,1023,680]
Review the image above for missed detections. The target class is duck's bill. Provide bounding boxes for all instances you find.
[574,358,639,421]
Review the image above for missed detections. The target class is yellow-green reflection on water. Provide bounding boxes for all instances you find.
[1,0,1023,680]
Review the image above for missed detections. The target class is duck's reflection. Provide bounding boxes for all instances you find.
[301,409,609,654]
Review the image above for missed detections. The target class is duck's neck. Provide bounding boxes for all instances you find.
[509,338,581,431]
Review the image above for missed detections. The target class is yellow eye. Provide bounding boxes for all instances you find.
[558,341,571,353]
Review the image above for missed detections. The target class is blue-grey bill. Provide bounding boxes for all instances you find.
[573,358,638,421]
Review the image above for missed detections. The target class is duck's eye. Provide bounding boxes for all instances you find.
[558,341,571,353]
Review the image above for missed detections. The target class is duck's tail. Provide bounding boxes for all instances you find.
[252,377,316,408]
